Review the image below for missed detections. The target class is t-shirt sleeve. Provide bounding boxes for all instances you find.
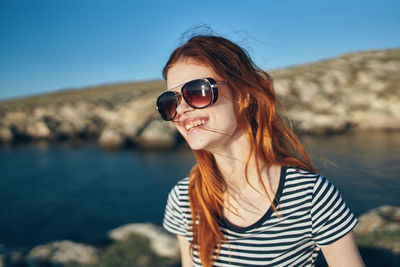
[163,182,189,237]
[311,175,358,247]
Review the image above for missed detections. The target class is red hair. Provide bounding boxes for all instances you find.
[163,35,316,267]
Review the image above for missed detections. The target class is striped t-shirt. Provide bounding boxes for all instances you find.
[163,166,358,266]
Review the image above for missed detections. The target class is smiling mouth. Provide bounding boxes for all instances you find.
[185,119,207,131]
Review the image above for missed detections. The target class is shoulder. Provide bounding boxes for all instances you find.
[281,166,340,206]
[170,177,190,197]
[284,166,322,187]
[284,166,338,193]
[176,177,190,190]
[166,177,190,209]
[278,166,322,211]
[285,166,318,177]
[163,177,192,237]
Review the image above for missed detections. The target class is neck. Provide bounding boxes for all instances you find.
[209,132,270,193]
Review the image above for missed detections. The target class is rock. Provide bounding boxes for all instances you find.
[135,120,178,149]
[26,240,98,266]
[108,223,180,259]
[33,107,52,120]
[55,121,76,139]
[350,111,400,131]
[355,205,400,235]
[54,105,88,138]
[26,120,51,139]
[93,106,119,126]
[355,210,387,235]
[355,205,400,255]
[120,97,157,137]
[290,112,350,134]
[58,105,81,122]
[10,251,23,266]
[0,128,13,143]
[273,48,400,135]
[3,111,27,136]
[98,128,125,150]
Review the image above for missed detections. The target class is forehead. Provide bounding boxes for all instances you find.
[166,61,218,90]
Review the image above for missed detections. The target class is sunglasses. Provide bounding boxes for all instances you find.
[156,78,223,121]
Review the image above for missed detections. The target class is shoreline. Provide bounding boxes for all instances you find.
[1,48,399,150]
[1,205,399,266]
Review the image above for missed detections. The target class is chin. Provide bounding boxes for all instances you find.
[186,140,209,151]
[179,127,226,152]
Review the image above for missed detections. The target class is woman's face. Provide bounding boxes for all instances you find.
[166,60,242,152]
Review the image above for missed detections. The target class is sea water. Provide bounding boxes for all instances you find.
[0,132,399,250]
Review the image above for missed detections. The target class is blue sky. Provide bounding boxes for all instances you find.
[0,0,399,100]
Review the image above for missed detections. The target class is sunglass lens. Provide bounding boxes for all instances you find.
[157,91,177,121]
[182,80,212,108]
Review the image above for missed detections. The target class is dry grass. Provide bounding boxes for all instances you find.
[0,80,165,114]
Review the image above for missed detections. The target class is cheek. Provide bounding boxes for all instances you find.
[225,105,239,130]
[218,102,237,121]
[172,121,183,132]
[214,106,238,132]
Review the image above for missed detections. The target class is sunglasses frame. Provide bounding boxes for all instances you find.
[156,78,222,121]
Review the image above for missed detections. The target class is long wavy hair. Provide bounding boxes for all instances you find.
[163,35,316,267]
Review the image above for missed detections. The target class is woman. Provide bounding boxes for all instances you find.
[156,35,364,267]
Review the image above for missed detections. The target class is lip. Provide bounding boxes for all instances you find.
[177,116,209,134]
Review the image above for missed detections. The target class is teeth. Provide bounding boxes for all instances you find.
[185,119,206,130]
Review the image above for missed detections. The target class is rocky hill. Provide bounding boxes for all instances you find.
[0,48,399,149]
[273,48,400,134]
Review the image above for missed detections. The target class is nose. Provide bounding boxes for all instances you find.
[175,94,193,116]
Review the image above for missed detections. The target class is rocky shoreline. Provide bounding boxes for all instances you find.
[0,223,181,267]
[0,205,399,267]
[0,48,399,150]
